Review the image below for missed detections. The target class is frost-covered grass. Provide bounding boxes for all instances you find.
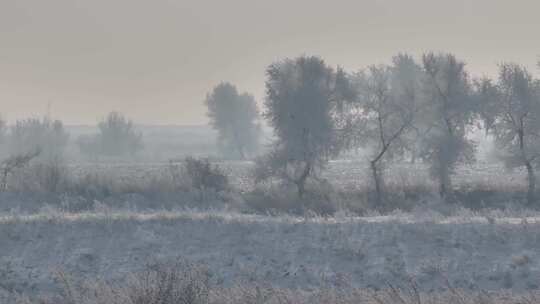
[5,257,540,304]
[2,160,540,300]
[2,208,540,299]
[61,160,526,193]
[2,207,540,225]
[1,159,536,216]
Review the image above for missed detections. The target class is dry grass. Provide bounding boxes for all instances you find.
[0,158,538,216]
[9,263,540,304]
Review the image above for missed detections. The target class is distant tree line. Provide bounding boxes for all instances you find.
[0,112,143,161]
[0,116,69,160]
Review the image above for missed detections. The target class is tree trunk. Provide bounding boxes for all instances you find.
[518,128,536,205]
[295,163,311,199]
[237,147,246,160]
[525,161,536,205]
[232,130,246,160]
[1,170,7,191]
[438,164,453,202]
[371,160,383,206]
[410,153,416,164]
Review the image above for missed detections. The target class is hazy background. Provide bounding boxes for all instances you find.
[1,0,539,125]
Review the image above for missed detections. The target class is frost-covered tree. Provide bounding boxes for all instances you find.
[473,77,500,135]
[258,56,352,198]
[98,111,143,156]
[487,64,540,205]
[418,53,476,201]
[392,54,424,164]
[78,112,143,157]
[9,117,69,159]
[205,83,261,159]
[350,55,419,206]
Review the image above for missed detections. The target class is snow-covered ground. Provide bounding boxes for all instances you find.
[1,209,540,298]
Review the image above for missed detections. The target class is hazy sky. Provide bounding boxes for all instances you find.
[1,0,539,125]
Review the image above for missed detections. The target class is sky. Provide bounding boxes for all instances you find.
[1,0,539,125]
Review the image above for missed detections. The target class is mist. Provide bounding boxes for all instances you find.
[3,1,540,303]
[2,0,540,124]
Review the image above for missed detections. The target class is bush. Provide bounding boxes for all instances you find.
[28,157,69,193]
[179,157,229,192]
[128,261,210,304]
[245,180,337,216]
[46,260,210,304]
[0,150,40,191]
[1,151,71,194]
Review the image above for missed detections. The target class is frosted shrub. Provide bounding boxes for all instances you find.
[181,157,229,192]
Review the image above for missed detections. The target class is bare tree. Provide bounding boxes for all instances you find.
[418,53,476,201]
[205,83,261,159]
[350,55,419,206]
[487,63,540,205]
[258,56,352,198]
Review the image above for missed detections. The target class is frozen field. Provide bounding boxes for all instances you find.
[63,160,526,192]
[2,209,540,299]
[1,159,538,301]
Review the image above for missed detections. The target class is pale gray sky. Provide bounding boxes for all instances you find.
[1,0,539,125]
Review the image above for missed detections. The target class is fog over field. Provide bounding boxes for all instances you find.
[2,0,540,303]
[2,0,540,125]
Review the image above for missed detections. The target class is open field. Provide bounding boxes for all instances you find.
[1,160,539,303]
[2,209,540,301]
[60,160,522,190]
[0,159,531,215]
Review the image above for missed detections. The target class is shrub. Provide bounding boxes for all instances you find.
[180,157,229,192]
[0,149,40,191]
[47,260,210,304]
[28,157,69,193]
[245,180,337,216]
[1,151,71,194]
[127,261,210,304]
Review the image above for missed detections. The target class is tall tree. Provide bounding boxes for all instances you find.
[205,83,261,160]
[350,55,419,206]
[258,56,352,198]
[487,64,540,205]
[418,53,476,201]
